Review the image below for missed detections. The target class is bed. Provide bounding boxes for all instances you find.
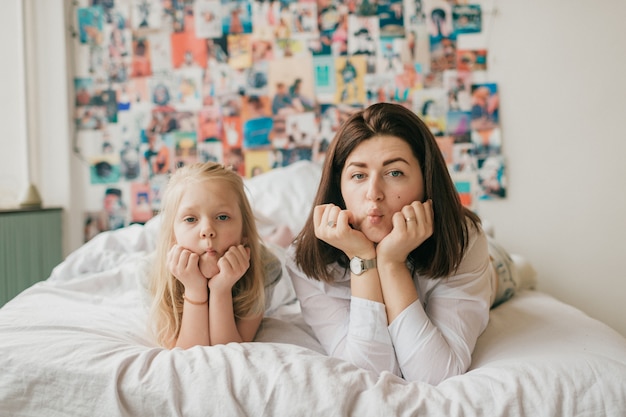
[1,161,626,416]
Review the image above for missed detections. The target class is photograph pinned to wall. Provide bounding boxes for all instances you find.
[243,115,273,149]
[76,106,108,131]
[251,37,274,63]
[392,62,422,105]
[443,69,472,112]
[446,110,472,142]
[130,182,153,224]
[405,0,427,26]
[335,55,367,105]
[216,93,243,119]
[364,72,393,105]
[131,37,152,77]
[244,149,273,178]
[171,31,208,69]
[435,135,454,166]
[119,140,142,181]
[452,142,478,174]
[470,82,499,131]
[223,148,245,176]
[413,87,447,136]
[221,0,253,35]
[471,127,502,165]
[75,77,95,106]
[197,138,224,164]
[378,36,405,74]
[130,0,163,30]
[289,1,319,37]
[90,155,121,185]
[378,0,405,38]
[452,4,482,35]
[194,0,224,39]
[244,61,270,97]
[142,133,173,178]
[478,154,506,199]
[285,111,317,149]
[451,172,478,209]
[173,67,203,111]
[268,54,316,114]
[222,115,243,150]
[147,32,173,73]
[77,6,104,45]
[95,88,119,123]
[173,131,198,168]
[228,34,253,69]
[313,55,337,103]
[274,37,309,59]
[456,48,487,72]
[241,93,271,120]
[347,15,379,58]
[426,0,457,73]
[330,12,349,57]
[149,74,176,110]
[149,174,169,212]
[198,105,223,141]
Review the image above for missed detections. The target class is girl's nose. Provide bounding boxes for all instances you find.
[200,221,216,238]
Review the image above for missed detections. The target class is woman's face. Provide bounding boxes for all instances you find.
[340,135,424,243]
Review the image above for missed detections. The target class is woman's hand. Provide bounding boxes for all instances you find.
[377,200,434,263]
[167,244,207,296]
[207,244,250,292]
[313,203,375,259]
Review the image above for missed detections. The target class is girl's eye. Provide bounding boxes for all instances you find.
[216,214,230,221]
[183,217,196,223]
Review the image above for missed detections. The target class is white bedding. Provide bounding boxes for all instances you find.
[1,162,626,416]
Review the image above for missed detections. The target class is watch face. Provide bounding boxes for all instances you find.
[350,257,363,275]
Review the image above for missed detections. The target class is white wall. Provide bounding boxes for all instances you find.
[1,0,625,337]
[475,0,626,338]
[0,0,29,206]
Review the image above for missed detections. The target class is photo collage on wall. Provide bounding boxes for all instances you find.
[73,0,505,242]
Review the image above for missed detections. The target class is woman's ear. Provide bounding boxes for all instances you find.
[241,236,249,246]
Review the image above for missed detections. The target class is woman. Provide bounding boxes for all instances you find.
[286,102,495,384]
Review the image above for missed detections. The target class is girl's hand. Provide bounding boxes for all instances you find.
[207,244,250,292]
[313,204,375,259]
[377,200,434,263]
[167,244,207,295]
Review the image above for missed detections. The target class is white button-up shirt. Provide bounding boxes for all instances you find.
[285,226,494,384]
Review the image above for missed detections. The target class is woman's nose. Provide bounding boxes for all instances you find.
[366,177,384,201]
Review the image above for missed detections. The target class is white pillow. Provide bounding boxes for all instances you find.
[244,161,322,238]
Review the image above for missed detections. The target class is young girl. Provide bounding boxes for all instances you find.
[150,162,270,349]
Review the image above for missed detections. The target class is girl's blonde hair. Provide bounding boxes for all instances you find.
[149,162,265,348]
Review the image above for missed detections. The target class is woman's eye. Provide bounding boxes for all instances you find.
[216,214,230,221]
[183,217,196,223]
[352,173,365,180]
[389,170,403,177]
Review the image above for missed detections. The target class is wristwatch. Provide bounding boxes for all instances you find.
[349,256,377,275]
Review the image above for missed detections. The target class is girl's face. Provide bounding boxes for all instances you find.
[173,179,244,278]
[340,135,424,243]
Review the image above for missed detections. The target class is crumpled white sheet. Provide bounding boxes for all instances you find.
[1,198,626,416]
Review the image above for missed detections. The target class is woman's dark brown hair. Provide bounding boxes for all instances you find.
[294,102,480,282]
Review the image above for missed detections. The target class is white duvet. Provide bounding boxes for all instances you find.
[1,162,626,416]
